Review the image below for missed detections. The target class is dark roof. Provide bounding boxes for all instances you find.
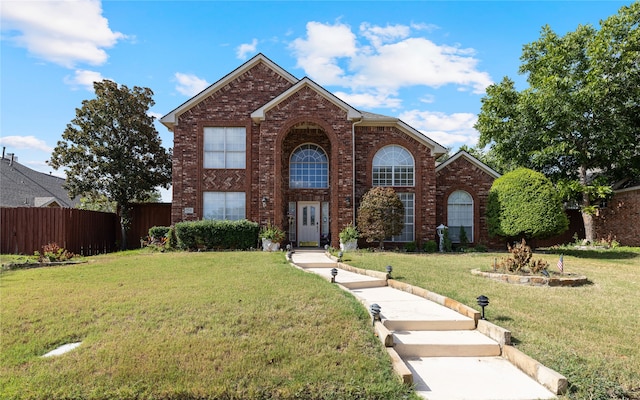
[0,155,79,208]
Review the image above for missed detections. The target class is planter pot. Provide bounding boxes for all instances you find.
[340,239,358,252]
[262,238,280,252]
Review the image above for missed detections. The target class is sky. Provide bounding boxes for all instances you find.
[0,0,633,201]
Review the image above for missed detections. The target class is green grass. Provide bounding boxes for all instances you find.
[341,247,640,400]
[0,251,417,400]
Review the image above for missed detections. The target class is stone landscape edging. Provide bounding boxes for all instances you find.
[471,268,588,287]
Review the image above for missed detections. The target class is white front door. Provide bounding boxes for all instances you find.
[298,201,320,246]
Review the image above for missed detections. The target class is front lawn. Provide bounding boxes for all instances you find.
[0,251,417,400]
[342,248,640,400]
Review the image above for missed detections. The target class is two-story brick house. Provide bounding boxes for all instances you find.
[161,53,499,249]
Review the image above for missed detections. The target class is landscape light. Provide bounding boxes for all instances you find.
[476,295,489,320]
[370,303,382,325]
[331,268,338,283]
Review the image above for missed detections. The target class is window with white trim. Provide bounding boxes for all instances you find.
[289,144,329,188]
[391,192,415,242]
[447,190,473,243]
[204,127,246,169]
[203,192,246,221]
[372,145,414,187]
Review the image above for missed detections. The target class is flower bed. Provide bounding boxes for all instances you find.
[471,268,588,287]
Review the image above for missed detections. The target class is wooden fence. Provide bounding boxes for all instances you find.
[1,203,172,255]
[1,207,118,255]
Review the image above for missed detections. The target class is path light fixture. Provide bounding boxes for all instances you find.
[286,244,292,259]
[476,295,489,320]
[370,303,382,325]
[338,251,343,262]
[386,265,393,278]
[330,268,338,283]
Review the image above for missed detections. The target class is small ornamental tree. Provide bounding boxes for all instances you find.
[487,168,568,242]
[357,187,404,249]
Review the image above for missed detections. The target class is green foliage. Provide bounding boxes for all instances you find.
[34,243,74,262]
[339,223,359,242]
[357,187,405,249]
[422,240,438,253]
[49,80,172,250]
[259,223,286,243]
[487,168,569,240]
[475,3,640,242]
[403,241,417,252]
[458,227,469,248]
[175,220,259,250]
[148,226,170,240]
[443,228,453,252]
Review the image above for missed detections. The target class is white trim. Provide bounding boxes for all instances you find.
[436,150,501,178]
[160,54,298,130]
[251,77,362,123]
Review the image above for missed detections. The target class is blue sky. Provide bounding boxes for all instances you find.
[0,0,632,200]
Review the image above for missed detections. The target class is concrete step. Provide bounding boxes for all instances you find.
[384,319,476,331]
[296,262,337,268]
[405,356,556,400]
[392,330,501,358]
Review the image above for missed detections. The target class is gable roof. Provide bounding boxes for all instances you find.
[250,77,362,122]
[160,53,299,130]
[435,150,501,178]
[0,155,79,208]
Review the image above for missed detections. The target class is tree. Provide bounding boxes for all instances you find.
[356,187,404,249]
[487,168,568,243]
[50,80,172,250]
[475,3,640,243]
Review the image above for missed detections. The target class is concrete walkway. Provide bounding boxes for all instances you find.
[289,249,566,400]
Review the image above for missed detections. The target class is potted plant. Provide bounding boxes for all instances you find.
[259,223,285,252]
[339,223,359,251]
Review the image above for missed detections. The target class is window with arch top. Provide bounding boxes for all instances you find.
[289,144,329,188]
[372,145,414,187]
[447,190,473,243]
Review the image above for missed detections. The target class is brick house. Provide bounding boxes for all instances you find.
[161,54,499,249]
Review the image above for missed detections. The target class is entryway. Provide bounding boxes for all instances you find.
[297,201,320,247]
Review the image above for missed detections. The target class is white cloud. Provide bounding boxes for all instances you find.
[236,39,258,59]
[399,110,479,148]
[148,111,163,121]
[63,69,108,91]
[0,0,125,68]
[289,21,358,85]
[0,135,53,153]
[174,73,209,96]
[289,21,493,108]
[333,90,402,110]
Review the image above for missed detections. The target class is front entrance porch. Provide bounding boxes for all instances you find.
[287,200,330,248]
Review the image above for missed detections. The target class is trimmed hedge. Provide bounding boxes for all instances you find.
[174,220,260,251]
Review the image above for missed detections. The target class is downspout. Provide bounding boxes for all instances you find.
[351,118,363,226]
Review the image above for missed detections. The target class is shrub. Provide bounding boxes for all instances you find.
[487,168,569,240]
[459,227,469,248]
[339,223,359,243]
[149,226,170,240]
[443,228,453,252]
[259,223,286,243]
[404,241,417,252]
[175,220,259,251]
[496,239,549,274]
[35,243,74,262]
[423,240,438,253]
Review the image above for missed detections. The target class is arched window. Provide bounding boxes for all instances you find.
[447,190,473,243]
[372,145,414,186]
[289,144,329,188]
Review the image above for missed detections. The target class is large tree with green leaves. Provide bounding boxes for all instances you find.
[356,187,404,249]
[475,3,639,243]
[50,80,172,250]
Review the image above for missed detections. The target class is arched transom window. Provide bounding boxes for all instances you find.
[447,190,473,243]
[372,145,414,187]
[289,144,329,188]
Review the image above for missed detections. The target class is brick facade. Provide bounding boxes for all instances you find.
[595,187,640,246]
[435,152,503,248]
[162,54,498,249]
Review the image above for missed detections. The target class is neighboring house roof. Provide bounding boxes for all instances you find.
[160,53,299,130]
[435,150,501,179]
[0,155,79,208]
